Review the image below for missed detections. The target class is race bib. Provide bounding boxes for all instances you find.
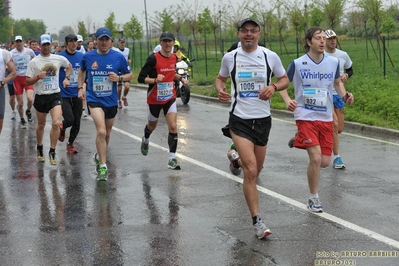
[157,82,174,101]
[237,70,266,98]
[43,76,58,91]
[92,76,112,97]
[70,69,79,84]
[303,88,328,112]
[16,56,28,72]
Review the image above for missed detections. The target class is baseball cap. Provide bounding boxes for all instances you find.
[159,32,175,41]
[77,35,83,42]
[237,18,260,30]
[15,35,23,41]
[118,38,125,42]
[39,34,52,45]
[325,29,337,39]
[65,34,78,43]
[96,27,112,39]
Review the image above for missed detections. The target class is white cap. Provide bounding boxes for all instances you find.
[77,35,83,42]
[15,35,23,41]
[39,34,52,45]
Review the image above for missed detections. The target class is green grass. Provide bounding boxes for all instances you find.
[131,37,399,130]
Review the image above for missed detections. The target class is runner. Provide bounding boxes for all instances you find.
[116,38,131,107]
[26,34,72,165]
[58,34,84,154]
[77,27,132,180]
[9,35,36,128]
[137,32,188,170]
[76,35,86,54]
[0,49,17,134]
[325,29,354,169]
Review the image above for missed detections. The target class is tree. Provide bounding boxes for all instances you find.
[380,15,396,46]
[358,0,385,65]
[317,0,345,30]
[309,4,324,27]
[104,12,119,37]
[151,9,174,33]
[59,26,75,38]
[123,14,143,41]
[13,19,46,41]
[0,1,12,43]
[77,21,88,40]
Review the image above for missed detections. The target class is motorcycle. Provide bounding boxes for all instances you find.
[175,59,195,104]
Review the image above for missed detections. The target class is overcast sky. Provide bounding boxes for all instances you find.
[11,0,236,35]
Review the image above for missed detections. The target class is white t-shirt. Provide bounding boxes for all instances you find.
[76,46,86,54]
[0,49,12,81]
[325,49,352,95]
[287,54,340,122]
[117,47,130,62]
[219,46,286,119]
[26,54,70,95]
[10,47,36,76]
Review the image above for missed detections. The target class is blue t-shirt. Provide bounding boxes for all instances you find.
[58,50,84,97]
[80,49,131,107]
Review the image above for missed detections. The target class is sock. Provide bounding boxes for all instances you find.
[252,214,261,225]
[37,144,43,150]
[144,125,152,142]
[49,148,55,154]
[333,155,340,160]
[100,164,107,168]
[169,152,175,160]
[168,132,178,153]
[310,193,319,199]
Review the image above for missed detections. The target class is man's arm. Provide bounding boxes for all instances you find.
[4,59,16,84]
[215,75,231,103]
[334,78,354,104]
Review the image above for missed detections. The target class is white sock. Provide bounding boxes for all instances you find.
[333,155,340,160]
[310,193,319,199]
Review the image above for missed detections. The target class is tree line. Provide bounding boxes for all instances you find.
[1,0,399,48]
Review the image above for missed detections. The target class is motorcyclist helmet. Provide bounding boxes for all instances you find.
[174,40,180,48]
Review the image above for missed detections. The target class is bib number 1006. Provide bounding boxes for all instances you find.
[240,82,255,90]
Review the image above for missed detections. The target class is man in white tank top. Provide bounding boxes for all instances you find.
[287,27,355,213]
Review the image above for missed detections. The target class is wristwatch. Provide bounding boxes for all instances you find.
[0,81,5,86]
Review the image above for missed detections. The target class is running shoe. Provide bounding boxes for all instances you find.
[49,151,57,165]
[253,220,272,239]
[37,148,45,162]
[227,148,241,176]
[97,167,108,181]
[20,119,27,129]
[118,100,122,109]
[11,110,16,120]
[141,136,149,156]
[167,158,181,170]
[26,110,33,122]
[122,96,128,106]
[66,144,78,154]
[333,157,345,169]
[58,123,65,142]
[308,198,323,213]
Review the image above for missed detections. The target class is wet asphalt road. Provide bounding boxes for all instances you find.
[1,86,399,266]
